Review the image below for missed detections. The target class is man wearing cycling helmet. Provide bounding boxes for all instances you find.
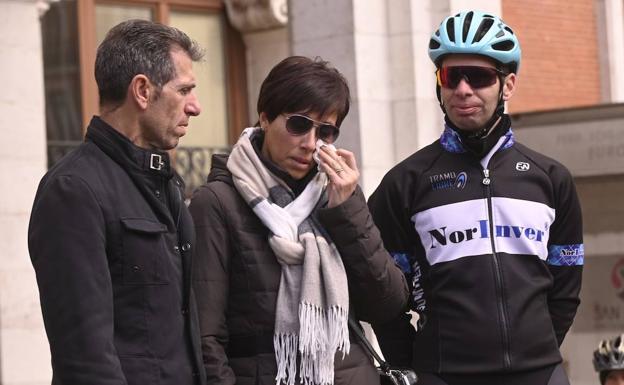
[368,10,584,385]
[594,335,624,385]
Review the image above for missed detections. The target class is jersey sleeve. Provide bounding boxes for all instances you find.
[545,166,583,346]
[367,170,423,367]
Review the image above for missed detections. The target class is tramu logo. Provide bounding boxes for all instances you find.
[429,170,468,190]
[427,219,545,249]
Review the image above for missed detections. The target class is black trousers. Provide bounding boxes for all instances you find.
[416,364,569,385]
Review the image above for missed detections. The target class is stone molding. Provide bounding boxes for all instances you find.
[223,0,287,33]
[35,0,58,17]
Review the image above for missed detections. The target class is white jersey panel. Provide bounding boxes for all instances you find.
[412,198,555,266]
[490,197,555,260]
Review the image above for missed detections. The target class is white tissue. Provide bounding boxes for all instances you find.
[313,139,336,171]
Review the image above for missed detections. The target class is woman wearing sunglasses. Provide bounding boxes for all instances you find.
[369,9,582,385]
[189,56,409,385]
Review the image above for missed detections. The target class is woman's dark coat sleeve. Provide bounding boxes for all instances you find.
[318,187,409,324]
[189,184,235,385]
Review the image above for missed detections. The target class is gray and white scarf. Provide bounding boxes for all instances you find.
[227,127,350,385]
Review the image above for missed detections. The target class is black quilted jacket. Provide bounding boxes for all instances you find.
[189,154,409,385]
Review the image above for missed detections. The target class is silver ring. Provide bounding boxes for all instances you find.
[334,168,344,174]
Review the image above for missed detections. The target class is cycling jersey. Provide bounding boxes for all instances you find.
[368,119,584,374]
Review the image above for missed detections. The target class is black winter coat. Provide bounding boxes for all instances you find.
[189,154,409,385]
[28,117,206,385]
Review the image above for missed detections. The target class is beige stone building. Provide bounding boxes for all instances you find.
[1,0,623,384]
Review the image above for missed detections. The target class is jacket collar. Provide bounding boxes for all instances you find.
[85,116,174,179]
[85,116,178,230]
[440,115,515,155]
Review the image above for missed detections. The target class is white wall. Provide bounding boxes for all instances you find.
[289,0,363,182]
[289,0,446,196]
[0,1,52,384]
[243,27,290,125]
[604,0,624,102]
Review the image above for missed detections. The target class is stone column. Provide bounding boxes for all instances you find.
[604,0,624,102]
[288,0,384,195]
[223,0,291,124]
[0,1,52,384]
[289,0,448,195]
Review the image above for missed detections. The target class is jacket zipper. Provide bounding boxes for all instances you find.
[482,168,512,370]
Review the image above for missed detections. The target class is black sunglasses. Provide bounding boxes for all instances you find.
[283,114,340,143]
[436,66,508,89]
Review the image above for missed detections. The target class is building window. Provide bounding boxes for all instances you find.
[41,0,83,167]
[42,0,248,194]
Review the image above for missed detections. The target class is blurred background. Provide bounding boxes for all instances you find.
[1,0,623,384]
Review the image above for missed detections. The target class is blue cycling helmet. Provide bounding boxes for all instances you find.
[429,10,521,74]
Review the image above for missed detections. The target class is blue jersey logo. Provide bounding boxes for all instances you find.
[427,219,545,249]
[429,170,468,191]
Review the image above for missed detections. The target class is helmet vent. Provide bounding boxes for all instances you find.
[462,11,474,42]
[446,19,455,42]
[428,11,521,75]
[593,334,624,372]
[429,39,440,49]
[473,18,494,43]
[492,40,515,51]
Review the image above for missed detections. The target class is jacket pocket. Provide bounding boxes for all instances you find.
[120,218,169,285]
[118,355,160,385]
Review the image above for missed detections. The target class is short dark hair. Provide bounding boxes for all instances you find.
[257,56,350,127]
[600,371,608,385]
[95,19,203,107]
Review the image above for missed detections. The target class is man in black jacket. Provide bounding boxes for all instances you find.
[28,19,206,385]
[369,10,583,385]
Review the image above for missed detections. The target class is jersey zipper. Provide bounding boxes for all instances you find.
[482,168,512,370]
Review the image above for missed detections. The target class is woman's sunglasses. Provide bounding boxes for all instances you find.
[436,66,508,89]
[284,114,340,143]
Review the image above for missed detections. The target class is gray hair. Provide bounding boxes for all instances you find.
[95,19,203,107]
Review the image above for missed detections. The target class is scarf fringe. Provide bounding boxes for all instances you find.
[295,302,350,385]
[274,332,298,385]
[327,305,350,358]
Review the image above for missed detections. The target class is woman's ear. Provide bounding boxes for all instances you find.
[502,73,517,101]
[259,112,269,130]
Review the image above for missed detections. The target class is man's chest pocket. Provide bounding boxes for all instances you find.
[120,218,171,285]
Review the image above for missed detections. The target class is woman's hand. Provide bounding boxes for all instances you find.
[318,145,360,208]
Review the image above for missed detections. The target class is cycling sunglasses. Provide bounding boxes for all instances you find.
[436,66,508,89]
[284,114,340,143]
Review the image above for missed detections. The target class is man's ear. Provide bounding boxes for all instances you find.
[129,74,151,110]
[502,73,517,101]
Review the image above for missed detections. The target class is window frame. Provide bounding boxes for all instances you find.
[77,0,248,144]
